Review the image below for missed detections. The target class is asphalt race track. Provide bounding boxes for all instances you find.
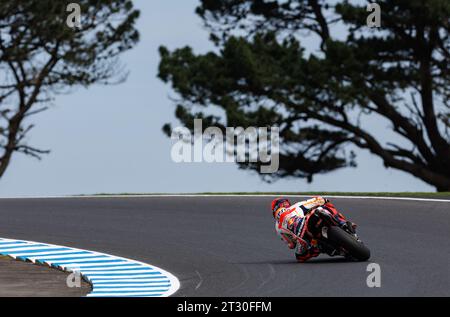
[0,196,449,296]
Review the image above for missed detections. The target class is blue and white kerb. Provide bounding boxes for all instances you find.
[0,237,180,297]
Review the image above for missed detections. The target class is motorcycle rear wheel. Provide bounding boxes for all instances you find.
[327,226,371,261]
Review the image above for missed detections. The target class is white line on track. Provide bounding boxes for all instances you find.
[1,194,448,202]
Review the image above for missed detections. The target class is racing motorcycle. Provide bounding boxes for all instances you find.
[305,205,371,261]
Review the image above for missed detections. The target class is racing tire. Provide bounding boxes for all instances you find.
[327,226,371,261]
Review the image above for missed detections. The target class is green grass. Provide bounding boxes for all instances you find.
[86,192,450,198]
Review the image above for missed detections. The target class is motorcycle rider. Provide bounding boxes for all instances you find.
[271,196,353,262]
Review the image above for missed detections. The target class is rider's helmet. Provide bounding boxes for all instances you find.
[271,198,291,218]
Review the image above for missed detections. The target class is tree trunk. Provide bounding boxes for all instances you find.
[0,116,21,179]
[436,186,450,192]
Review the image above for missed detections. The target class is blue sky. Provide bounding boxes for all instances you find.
[0,0,434,197]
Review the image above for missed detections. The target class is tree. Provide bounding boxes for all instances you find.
[158,0,450,191]
[0,0,139,178]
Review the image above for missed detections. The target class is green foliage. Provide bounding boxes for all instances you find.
[159,0,450,191]
[0,0,139,177]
